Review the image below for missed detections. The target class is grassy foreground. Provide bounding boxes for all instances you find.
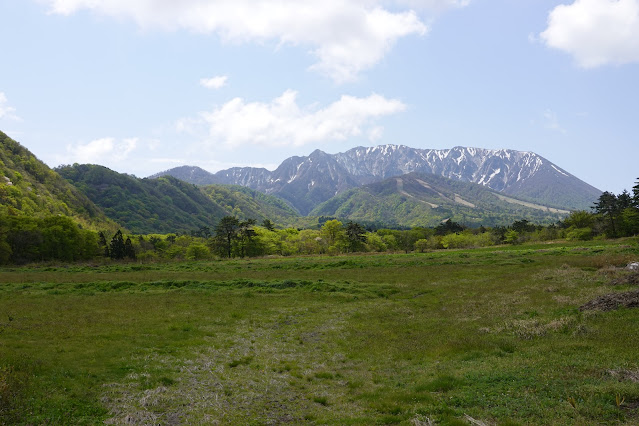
[1,240,639,424]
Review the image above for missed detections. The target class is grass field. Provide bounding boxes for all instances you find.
[1,239,639,424]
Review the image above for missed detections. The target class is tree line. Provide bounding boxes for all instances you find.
[0,178,637,264]
[561,178,639,240]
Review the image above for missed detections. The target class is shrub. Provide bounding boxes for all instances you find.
[186,243,211,260]
[414,239,429,252]
[566,227,593,241]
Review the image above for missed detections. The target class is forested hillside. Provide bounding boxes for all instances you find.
[57,164,300,234]
[200,184,300,225]
[311,172,568,227]
[0,131,116,230]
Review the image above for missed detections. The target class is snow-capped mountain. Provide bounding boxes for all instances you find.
[150,145,601,214]
[334,145,544,190]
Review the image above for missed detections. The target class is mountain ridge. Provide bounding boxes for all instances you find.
[151,144,601,213]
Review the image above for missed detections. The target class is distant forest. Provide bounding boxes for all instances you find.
[1,178,637,265]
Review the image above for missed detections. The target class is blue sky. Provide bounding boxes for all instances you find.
[0,0,637,195]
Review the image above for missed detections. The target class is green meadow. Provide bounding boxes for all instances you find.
[1,239,639,424]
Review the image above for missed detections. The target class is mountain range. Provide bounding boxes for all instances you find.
[1,130,603,233]
[152,145,601,215]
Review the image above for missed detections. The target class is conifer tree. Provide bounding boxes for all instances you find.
[109,230,126,259]
[124,237,136,259]
[214,216,240,258]
[98,231,110,257]
[593,191,620,237]
[238,219,257,258]
[261,219,275,231]
[617,190,633,209]
[345,221,366,252]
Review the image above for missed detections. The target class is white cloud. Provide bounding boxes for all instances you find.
[64,137,138,164]
[40,0,472,81]
[0,92,20,121]
[391,0,470,11]
[148,157,187,164]
[368,125,385,141]
[200,75,228,89]
[542,109,566,134]
[178,89,406,148]
[541,0,639,68]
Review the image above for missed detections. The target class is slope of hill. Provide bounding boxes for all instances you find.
[58,164,300,234]
[0,131,117,230]
[199,184,301,225]
[149,165,219,186]
[151,144,601,213]
[311,172,569,228]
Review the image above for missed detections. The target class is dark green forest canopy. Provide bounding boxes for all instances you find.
[56,164,300,234]
[57,164,226,234]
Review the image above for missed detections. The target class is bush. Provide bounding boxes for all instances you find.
[186,243,211,260]
[414,239,429,252]
[441,232,476,249]
[566,227,593,241]
[365,233,387,252]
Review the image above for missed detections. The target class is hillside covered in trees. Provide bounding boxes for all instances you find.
[56,164,300,234]
[311,172,568,228]
[0,131,116,230]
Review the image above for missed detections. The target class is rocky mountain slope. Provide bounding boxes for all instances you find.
[152,145,601,213]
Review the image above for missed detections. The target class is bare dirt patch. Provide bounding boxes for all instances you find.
[579,290,639,312]
[607,369,639,383]
[609,271,639,286]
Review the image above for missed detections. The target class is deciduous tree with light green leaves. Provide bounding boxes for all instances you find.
[320,219,347,254]
[186,242,210,260]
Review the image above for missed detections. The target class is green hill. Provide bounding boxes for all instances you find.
[311,172,569,228]
[0,131,116,230]
[200,184,301,226]
[57,164,300,234]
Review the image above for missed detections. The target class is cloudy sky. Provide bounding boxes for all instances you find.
[0,0,637,194]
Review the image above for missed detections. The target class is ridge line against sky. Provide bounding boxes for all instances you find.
[0,0,637,194]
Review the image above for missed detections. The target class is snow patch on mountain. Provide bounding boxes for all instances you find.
[552,164,569,177]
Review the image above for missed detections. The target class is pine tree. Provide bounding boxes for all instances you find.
[214,216,240,258]
[345,221,366,252]
[109,230,126,259]
[618,190,633,209]
[98,231,110,257]
[124,237,136,259]
[593,191,620,237]
[238,219,257,258]
[261,219,275,231]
